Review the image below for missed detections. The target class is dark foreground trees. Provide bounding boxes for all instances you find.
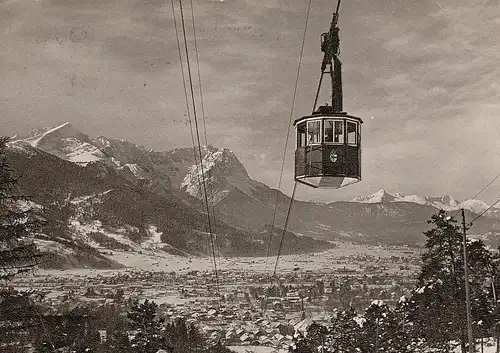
[0,136,42,280]
[0,136,45,351]
[290,210,500,353]
[408,210,498,351]
[0,297,232,352]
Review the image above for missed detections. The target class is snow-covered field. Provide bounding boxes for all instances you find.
[228,346,287,353]
[35,242,418,278]
[451,339,498,352]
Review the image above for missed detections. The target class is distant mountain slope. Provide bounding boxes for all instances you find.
[6,131,333,269]
[350,189,499,215]
[176,153,500,245]
[7,122,500,271]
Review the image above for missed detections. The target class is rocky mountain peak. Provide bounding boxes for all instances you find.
[180,146,252,204]
[351,189,395,203]
[350,189,500,216]
[424,194,459,208]
[11,123,104,166]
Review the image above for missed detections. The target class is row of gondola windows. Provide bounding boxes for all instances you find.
[297,119,358,147]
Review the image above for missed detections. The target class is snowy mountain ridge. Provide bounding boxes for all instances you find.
[6,122,500,260]
[11,122,105,166]
[180,146,253,204]
[11,123,496,217]
[350,189,499,215]
[10,123,242,199]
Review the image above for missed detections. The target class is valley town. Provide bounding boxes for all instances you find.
[9,245,420,352]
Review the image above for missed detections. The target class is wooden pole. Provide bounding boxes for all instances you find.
[301,296,305,320]
[491,277,499,353]
[496,324,500,353]
[493,275,497,302]
[462,209,475,353]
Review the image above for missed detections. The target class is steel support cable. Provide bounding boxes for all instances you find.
[178,0,221,304]
[312,71,325,113]
[468,195,500,226]
[170,0,208,255]
[188,0,218,260]
[451,171,500,220]
[264,0,313,274]
[271,181,298,283]
[262,182,298,313]
[170,0,202,190]
[188,0,209,149]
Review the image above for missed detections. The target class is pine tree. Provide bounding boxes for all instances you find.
[0,137,45,351]
[329,307,361,352]
[393,296,415,352]
[288,331,314,353]
[360,301,408,353]
[407,210,498,352]
[165,317,190,353]
[305,322,328,352]
[187,322,205,353]
[127,299,166,352]
[0,289,44,351]
[0,137,43,281]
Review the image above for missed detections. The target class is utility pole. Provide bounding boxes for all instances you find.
[493,275,497,302]
[462,208,474,353]
[496,322,500,353]
[301,295,305,320]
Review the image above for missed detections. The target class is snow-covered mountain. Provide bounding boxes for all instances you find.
[350,189,498,216]
[13,122,105,166]
[351,189,397,204]
[180,146,261,205]
[6,122,500,270]
[6,123,333,269]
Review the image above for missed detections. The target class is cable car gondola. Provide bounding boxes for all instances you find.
[294,3,363,189]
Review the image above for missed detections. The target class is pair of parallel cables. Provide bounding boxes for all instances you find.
[265,0,314,291]
[170,0,220,303]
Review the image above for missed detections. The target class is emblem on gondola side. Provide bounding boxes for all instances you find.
[329,150,338,163]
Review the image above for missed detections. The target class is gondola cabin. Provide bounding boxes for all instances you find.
[293,2,364,189]
[294,106,362,188]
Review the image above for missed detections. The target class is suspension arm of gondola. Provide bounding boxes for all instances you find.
[312,0,342,113]
[336,0,342,14]
[312,72,324,114]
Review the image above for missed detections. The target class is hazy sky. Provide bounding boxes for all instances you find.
[2,0,500,203]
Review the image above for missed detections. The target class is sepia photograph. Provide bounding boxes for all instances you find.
[1,0,500,351]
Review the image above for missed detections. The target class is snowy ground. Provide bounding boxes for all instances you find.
[227,341,498,353]
[227,346,287,353]
[452,338,498,352]
[35,242,419,278]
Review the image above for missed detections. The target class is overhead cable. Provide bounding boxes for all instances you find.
[451,170,500,219]
[175,0,221,304]
[265,0,313,274]
[468,196,500,226]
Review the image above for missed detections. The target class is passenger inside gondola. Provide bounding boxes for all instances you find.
[324,120,333,142]
[307,120,321,145]
[334,121,343,143]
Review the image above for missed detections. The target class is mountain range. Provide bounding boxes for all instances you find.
[350,189,499,216]
[6,123,500,269]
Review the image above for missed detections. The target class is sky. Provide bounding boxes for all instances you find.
[1,0,500,203]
